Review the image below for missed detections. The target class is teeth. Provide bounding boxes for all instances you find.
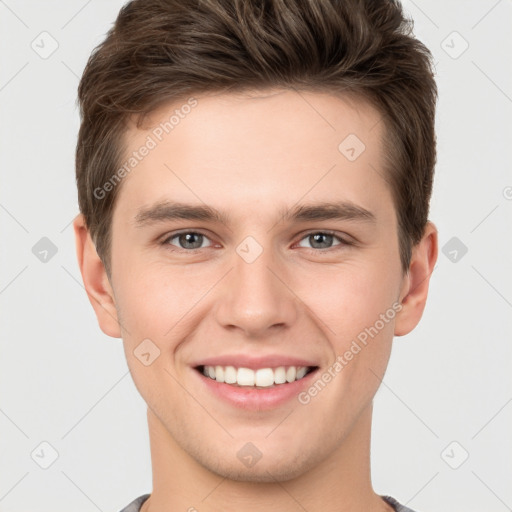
[237,367,255,386]
[286,366,296,383]
[201,365,313,387]
[274,366,287,384]
[255,368,274,387]
[296,367,308,379]
[215,365,224,383]
[224,366,237,384]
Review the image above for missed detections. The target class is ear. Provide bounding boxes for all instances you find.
[72,214,121,338]
[394,221,438,337]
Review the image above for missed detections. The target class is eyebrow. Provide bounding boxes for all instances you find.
[134,200,376,227]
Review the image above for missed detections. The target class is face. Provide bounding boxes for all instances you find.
[105,89,408,481]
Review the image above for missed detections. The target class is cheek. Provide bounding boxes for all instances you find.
[112,262,203,404]
[295,261,399,344]
[296,266,397,417]
[110,256,194,345]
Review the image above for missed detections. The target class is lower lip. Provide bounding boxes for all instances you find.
[193,367,319,411]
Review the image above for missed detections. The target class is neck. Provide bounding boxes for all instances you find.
[141,403,391,512]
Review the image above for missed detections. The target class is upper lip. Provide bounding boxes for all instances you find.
[192,354,319,370]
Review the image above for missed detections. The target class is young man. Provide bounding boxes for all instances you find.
[73,0,438,510]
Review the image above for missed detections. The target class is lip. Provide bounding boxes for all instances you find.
[192,365,320,411]
[191,354,319,370]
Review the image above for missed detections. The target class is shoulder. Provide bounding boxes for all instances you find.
[118,493,151,512]
[382,495,421,512]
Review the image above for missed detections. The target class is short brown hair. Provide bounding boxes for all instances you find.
[76,0,437,276]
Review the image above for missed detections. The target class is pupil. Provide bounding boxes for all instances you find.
[181,233,202,249]
[311,233,332,248]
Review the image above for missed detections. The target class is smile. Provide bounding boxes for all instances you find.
[197,365,318,388]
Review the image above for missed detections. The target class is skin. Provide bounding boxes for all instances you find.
[74,88,438,512]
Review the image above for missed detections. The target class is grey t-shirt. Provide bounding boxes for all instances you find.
[119,493,418,511]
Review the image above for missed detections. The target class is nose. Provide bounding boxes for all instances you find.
[214,240,298,338]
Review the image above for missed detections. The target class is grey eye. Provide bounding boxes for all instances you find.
[167,232,211,250]
[298,232,341,250]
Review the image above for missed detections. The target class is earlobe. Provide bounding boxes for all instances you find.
[72,214,121,338]
[394,221,438,337]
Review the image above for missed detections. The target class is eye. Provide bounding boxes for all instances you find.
[160,230,352,253]
[296,231,349,250]
[162,231,213,251]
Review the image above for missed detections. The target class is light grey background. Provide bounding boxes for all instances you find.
[1,1,511,511]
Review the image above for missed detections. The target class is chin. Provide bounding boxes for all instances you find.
[194,448,319,483]
[207,463,306,483]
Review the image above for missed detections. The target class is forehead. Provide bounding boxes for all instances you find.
[115,88,391,222]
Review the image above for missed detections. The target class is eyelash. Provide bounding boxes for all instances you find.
[160,230,353,254]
